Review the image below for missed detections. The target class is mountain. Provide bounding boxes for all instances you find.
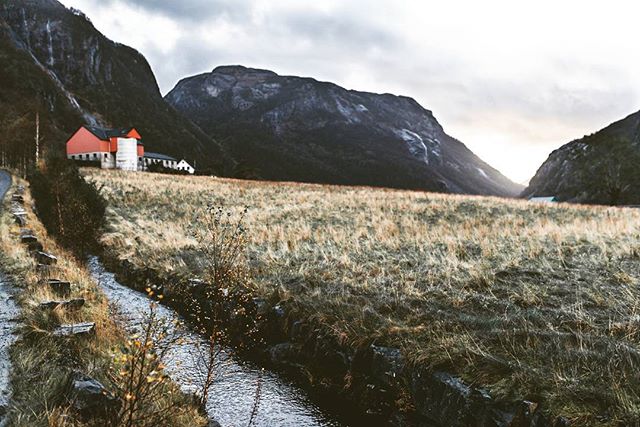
[0,0,226,171]
[523,111,640,205]
[166,65,522,196]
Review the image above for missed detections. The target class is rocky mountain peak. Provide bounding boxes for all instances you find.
[167,65,522,196]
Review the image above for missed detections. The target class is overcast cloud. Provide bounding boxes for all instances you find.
[59,0,640,183]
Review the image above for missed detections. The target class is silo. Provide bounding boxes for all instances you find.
[115,138,138,171]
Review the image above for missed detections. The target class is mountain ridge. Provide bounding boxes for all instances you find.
[523,110,640,204]
[166,65,522,196]
[0,0,228,171]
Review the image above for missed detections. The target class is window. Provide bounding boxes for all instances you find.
[104,153,108,159]
[85,154,89,160]
[93,153,97,159]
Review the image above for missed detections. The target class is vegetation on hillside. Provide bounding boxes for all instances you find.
[29,156,105,257]
[86,168,640,425]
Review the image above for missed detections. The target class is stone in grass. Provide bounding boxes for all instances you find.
[35,251,57,265]
[48,279,72,296]
[67,371,121,421]
[53,322,95,337]
[26,241,44,252]
[40,298,85,311]
[13,215,26,227]
[20,234,38,244]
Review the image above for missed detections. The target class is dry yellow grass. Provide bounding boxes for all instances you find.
[85,168,640,424]
[0,175,206,427]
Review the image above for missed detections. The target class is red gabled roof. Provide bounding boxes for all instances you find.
[84,126,143,144]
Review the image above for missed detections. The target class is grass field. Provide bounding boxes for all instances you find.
[85,168,640,424]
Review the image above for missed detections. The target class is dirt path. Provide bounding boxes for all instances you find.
[0,170,19,424]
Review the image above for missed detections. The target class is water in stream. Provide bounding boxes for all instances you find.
[88,257,342,427]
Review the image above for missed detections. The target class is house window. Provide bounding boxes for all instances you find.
[104,153,108,159]
[85,154,89,160]
[93,153,97,159]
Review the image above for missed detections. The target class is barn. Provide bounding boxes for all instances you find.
[66,126,144,171]
[66,126,196,173]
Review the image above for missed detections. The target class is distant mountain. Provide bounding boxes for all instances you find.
[166,65,522,196]
[523,111,640,205]
[0,0,227,171]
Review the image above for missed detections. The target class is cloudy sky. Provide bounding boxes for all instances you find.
[59,0,640,183]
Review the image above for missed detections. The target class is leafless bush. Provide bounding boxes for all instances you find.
[110,301,185,427]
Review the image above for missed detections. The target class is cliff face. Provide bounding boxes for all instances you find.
[524,111,640,205]
[0,0,226,171]
[167,66,522,196]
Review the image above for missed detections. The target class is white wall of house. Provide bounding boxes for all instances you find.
[67,152,115,169]
[177,160,195,174]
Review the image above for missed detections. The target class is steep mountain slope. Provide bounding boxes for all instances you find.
[0,0,226,171]
[166,66,522,196]
[523,111,640,205]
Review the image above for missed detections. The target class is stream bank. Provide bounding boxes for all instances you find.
[99,251,566,427]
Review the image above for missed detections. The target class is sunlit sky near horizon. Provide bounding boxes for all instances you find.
[59,0,640,183]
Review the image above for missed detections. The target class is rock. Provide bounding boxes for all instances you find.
[26,241,44,252]
[553,417,571,427]
[47,279,72,296]
[67,372,120,421]
[370,345,404,386]
[269,342,301,364]
[53,322,95,337]
[20,234,38,244]
[509,400,541,427]
[252,297,269,316]
[35,251,57,265]
[13,215,26,227]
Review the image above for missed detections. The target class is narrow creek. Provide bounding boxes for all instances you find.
[0,273,19,426]
[88,256,343,427]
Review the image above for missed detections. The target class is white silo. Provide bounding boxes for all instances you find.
[115,138,138,171]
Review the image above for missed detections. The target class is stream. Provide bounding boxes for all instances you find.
[88,256,343,427]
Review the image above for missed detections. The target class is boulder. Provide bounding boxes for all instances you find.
[48,279,72,296]
[26,241,44,252]
[20,234,38,244]
[35,251,57,265]
[53,322,95,337]
[370,345,404,386]
[67,372,121,421]
[13,215,26,227]
[269,342,302,364]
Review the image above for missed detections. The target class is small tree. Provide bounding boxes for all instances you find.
[187,204,252,407]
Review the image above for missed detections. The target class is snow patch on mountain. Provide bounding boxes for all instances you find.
[395,128,429,163]
[205,85,221,97]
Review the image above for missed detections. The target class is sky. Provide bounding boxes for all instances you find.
[59,0,640,183]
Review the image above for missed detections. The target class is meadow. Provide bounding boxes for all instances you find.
[85,168,640,424]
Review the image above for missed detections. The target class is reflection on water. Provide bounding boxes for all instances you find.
[88,257,342,427]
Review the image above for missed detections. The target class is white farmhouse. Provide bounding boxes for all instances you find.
[176,159,195,174]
